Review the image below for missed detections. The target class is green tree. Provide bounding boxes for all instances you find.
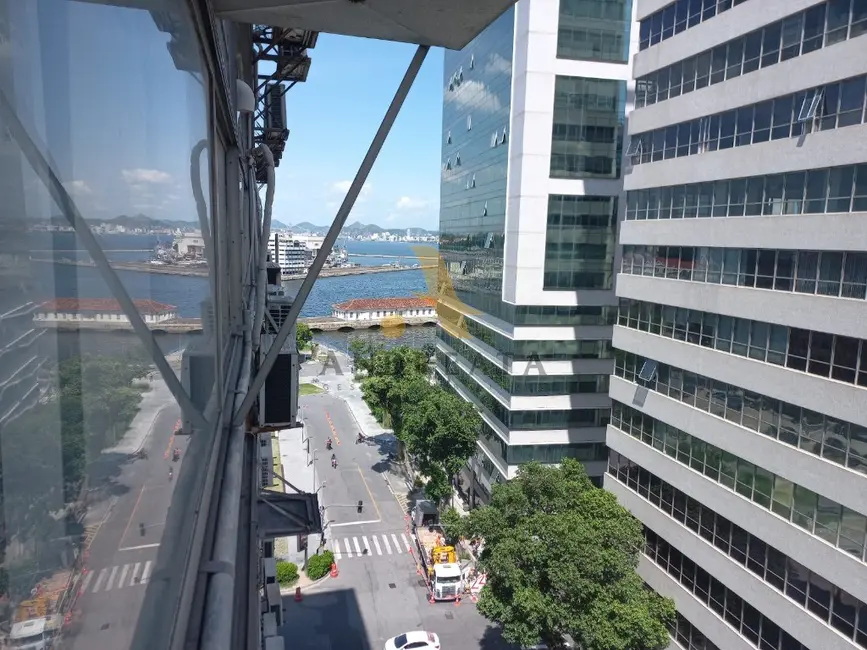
[296,322,313,351]
[348,338,381,374]
[464,460,675,650]
[400,387,480,502]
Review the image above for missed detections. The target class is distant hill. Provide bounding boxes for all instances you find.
[271,220,290,230]
[287,220,437,237]
[40,214,196,230]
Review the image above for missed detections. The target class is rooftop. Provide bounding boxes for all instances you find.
[333,297,436,312]
[39,298,177,315]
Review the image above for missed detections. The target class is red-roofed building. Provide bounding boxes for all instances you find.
[34,298,178,324]
[331,297,436,321]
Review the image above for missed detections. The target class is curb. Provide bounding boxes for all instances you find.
[279,572,331,596]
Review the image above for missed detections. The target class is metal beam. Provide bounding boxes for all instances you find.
[234,44,430,425]
[0,87,209,433]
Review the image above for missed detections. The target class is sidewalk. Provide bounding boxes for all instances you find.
[102,374,176,456]
[275,426,318,569]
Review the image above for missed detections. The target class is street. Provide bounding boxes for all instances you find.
[280,353,515,650]
[60,401,184,650]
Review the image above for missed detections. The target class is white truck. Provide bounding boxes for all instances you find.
[8,615,62,649]
[412,501,464,601]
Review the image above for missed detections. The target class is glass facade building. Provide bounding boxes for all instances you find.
[436,0,634,504]
[611,1,867,649]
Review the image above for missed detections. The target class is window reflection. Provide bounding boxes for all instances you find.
[0,1,210,648]
[622,164,865,220]
[610,404,867,560]
[620,246,867,300]
[629,74,867,164]
[639,0,752,50]
[551,76,626,180]
[618,299,867,389]
[545,195,617,290]
[616,350,867,473]
[557,0,633,63]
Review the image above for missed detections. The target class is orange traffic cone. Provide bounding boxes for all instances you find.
[294,587,302,602]
[330,562,339,578]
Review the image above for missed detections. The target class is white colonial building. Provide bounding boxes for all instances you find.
[35,299,178,324]
[331,297,436,321]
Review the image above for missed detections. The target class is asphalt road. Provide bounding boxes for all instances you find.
[61,403,184,650]
[283,379,514,650]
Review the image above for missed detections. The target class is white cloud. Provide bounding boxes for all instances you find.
[63,180,92,195]
[444,79,502,113]
[395,196,428,210]
[485,53,511,75]
[122,168,172,184]
[330,180,372,195]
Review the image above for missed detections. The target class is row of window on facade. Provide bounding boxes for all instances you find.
[636,0,867,109]
[611,405,867,563]
[620,247,867,301]
[639,0,751,51]
[436,297,618,328]
[436,340,611,397]
[437,357,611,431]
[612,455,867,647]
[617,299,867,389]
[624,163,867,220]
[627,74,867,165]
[615,350,867,476]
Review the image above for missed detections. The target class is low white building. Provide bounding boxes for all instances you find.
[331,297,436,321]
[174,231,205,257]
[35,298,177,324]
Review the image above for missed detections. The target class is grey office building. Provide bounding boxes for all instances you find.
[607,0,867,649]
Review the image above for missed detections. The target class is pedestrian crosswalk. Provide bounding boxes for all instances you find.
[79,561,153,594]
[332,532,414,560]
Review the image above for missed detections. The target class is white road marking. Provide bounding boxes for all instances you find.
[382,535,392,554]
[333,542,342,560]
[401,533,412,552]
[92,568,108,593]
[130,562,142,586]
[391,534,402,553]
[79,571,94,593]
[352,537,362,555]
[141,561,152,584]
[105,566,118,591]
[362,536,370,555]
[343,538,353,558]
[372,536,382,555]
[329,519,381,527]
[118,564,130,589]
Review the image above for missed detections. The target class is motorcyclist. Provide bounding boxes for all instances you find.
[331,453,337,468]
[168,466,174,481]
[326,437,332,449]
[356,432,363,444]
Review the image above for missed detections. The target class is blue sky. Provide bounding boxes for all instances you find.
[271,35,445,230]
[11,4,444,231]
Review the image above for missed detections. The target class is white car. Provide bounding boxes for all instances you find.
[384,630,441,650]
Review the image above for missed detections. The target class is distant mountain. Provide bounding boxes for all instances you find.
[271,220,290,230]
[286,220,437,237]
[40,214,195,230]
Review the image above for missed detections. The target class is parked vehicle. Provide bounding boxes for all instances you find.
[411,501,464,601]
[384,630,441,650]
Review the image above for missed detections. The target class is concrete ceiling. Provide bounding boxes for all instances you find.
[211,0,518,50]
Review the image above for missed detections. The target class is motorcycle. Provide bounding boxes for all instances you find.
[325,439,332,450]
[172,448,180,462]
[331,455,337,469]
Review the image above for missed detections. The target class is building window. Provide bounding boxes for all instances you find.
[620,246,867,301]
[639,0,752,51]
[551,76,626,180]
[630,74,867,165]
[617,299,867,391]
[610,409,867,563]
[557,0,633,63]
[625,163,867,220]
[636,2,865,109]
[615,350,867,475]
[544,195,617,290]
